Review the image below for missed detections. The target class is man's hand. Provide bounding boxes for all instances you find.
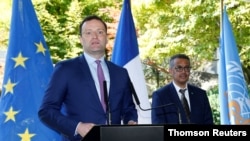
[76,122,95,137]
[128,120,137,125]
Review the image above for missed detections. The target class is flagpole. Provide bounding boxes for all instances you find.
[220,0,223,32]
[218,0,224,61]
[216,0,224,70]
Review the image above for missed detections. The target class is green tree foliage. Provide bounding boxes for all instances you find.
[0,1,11,49]
[132,0,250,88]
[34,0,120,62]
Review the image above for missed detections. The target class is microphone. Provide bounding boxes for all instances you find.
[103,80,111,125]
[129,81,182,124]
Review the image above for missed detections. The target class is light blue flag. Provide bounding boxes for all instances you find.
[219,6,250,124]
[218,8,230,124]
[0,0,60,140]
[111,0,151,124]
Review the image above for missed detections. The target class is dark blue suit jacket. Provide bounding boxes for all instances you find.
[151,82,213,124]
[38,55,138,141]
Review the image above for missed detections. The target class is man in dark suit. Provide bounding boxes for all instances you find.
[38,15,138,141]
[151,54,213,124]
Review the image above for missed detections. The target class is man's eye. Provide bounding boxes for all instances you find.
[85,32,91,35]
[98,30,104,34]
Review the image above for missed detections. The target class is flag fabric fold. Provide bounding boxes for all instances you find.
[219,6,250,125]
[111,0,151,124]
[0,0,60,140]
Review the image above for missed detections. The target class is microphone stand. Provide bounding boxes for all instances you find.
[103,80,111,125]
[129,81,182,124]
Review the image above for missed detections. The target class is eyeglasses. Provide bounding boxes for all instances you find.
[174,67,191,72]
[82,29,106,37]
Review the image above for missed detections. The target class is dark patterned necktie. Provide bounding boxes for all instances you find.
[96,60,106,112]
[179,89,190,123]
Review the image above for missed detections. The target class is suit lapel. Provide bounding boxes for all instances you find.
[187,85,196,119]
[170,82,191,123]
[169,82,182,106]
[79,55,105,112]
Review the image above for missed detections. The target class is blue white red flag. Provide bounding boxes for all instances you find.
[111,0,151,124]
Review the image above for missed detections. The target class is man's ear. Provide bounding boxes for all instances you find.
[79,36,83,45]
[169,68,173,75]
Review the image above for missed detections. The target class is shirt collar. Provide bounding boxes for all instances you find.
[172,81,187,93]
[84,52,105,64]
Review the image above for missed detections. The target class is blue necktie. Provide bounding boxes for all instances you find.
[96,60,106,112]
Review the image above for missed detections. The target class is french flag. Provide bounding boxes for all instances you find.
[111,0,151,124]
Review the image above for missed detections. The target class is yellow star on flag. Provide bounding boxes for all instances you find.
[3,78,17,95]
[4,106,19,122]
[35,41,46,55]
[12,52,29,68]
[18,128,35,141]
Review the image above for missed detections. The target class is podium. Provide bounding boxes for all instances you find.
[82,124,164,141]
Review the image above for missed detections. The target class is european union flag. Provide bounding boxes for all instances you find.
[219,6,250,124]
[0,0,60,140]
[111,0,151,124]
